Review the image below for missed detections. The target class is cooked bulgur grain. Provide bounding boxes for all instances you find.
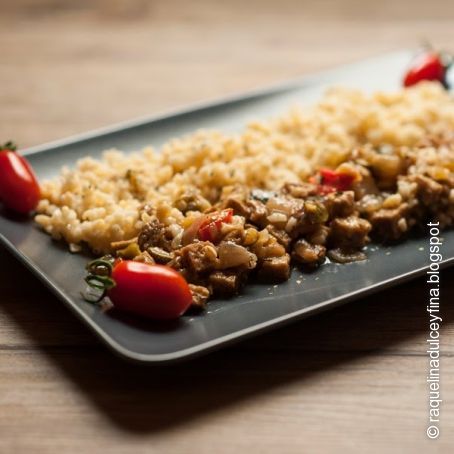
[35,82,454,253]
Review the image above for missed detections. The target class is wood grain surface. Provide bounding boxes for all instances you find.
[1,1,453,453]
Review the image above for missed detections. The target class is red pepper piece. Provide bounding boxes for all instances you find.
[197,208,233,242]
[319,168,355,192]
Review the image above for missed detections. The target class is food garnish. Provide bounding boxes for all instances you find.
[84,258,192,320]
[403,49,452,87]
[0,141,40,214]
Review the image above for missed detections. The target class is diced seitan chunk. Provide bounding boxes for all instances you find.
[257,253,291,282]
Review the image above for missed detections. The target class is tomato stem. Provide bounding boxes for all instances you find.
[0,141,17,152]
[83,256,116,303]
[86,256,114,275]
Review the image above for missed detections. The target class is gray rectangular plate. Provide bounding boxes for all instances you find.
[1,50,453,363]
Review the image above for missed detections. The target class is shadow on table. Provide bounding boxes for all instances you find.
[1,246,453,435]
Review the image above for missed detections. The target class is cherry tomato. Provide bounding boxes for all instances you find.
[403,52,446,87]
[197,208,233,242]
[0,142,41,214]
[108,261,192,320]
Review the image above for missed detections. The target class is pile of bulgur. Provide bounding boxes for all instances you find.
[35,82,454,253]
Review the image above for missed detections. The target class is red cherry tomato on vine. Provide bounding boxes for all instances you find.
[108,261,192,320]
[0,142,41,214]
[403,52,446,87]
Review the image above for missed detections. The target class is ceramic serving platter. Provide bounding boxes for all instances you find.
[1,50,453,363]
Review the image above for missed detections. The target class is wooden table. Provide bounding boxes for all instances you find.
[1,1,453,452]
